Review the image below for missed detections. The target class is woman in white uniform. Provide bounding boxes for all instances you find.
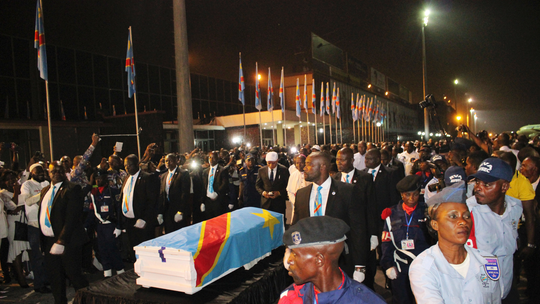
[409,181,502,304]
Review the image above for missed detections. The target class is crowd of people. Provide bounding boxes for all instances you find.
[0,124,538,303]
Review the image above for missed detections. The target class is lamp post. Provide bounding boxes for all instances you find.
[474,114,477,134]
[469,107,474,132]
[453,79,459,112]
[422,9,430,141]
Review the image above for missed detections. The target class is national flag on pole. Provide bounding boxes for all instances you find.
[336,87,341,119]
[60,100,66,120]
[238,53,245,105]
[351,93,356,122]
[362,96,368,121]
[295,78,301,118]
[325,82,330,114]
[311,79,316,115]
[267,67,273,111]
[319,82,325,117]
[255,63,261,110]
[279,67,285,113]
[366,97,372,122]
[34,0,48,81]
[303,75,308,112]
[374,100,380,123]
[331,83,336,114]
[125,29,136,98]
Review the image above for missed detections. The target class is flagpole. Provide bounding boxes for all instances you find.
[129,27,141,159]
[271,110,275,146]
[352,93,355,143]
[45,80,53,161]
[328,83,332,145]
[258,109,263,147]
[243,104,246,141]
[340,118,343,144]
[314,107,318,145]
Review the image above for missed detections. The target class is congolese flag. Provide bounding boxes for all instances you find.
[34,0,47,80]
[126,29,136,98]
[137,208,284,289]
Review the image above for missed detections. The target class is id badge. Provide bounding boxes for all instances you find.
[101,205,109,213]
[401,239,415,250]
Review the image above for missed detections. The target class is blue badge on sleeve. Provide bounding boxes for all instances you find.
[484,257,500,281]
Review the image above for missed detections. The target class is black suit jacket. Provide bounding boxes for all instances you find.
[293,178,369,273]
[389,157,405,179]
[334,169,378,238]
[256,164,290,211]
[159,167,192,228]
[362,165,400,217]
[201,165,229,203]
[39,181,88,247]
[120,170,160,227]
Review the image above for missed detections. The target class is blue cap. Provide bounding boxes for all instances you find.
[444,166,466,185]
[468,157,513,183]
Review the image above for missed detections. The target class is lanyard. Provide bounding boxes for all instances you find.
[404,211,414,240]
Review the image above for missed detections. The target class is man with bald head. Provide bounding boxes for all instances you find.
[256,151,290,214]
[279,216,385,303]
[293,152,370,284]
[353,141,367,170]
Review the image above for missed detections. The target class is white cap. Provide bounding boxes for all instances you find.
[311,145,321,151]
[266,151,278,162]
[29,163,43,172]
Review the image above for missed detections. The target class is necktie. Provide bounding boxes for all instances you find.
[269,169,274,183]
[370,169,376,181]
[123,176,134,213]
[44,185,56,228]
[314,186,323,216]
[209,167,215,193]
[166,172,173,198]
[345,174,350,183]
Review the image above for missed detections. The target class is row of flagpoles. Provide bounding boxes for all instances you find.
[238,53,388,147]
[34,0,141,160]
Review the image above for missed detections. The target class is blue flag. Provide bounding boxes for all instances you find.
[125,29,136,98]
[255,63,261,111]
[303,74,308,113]
[267,67,273,111]
[311,79,316,115]
[295,78,301,118]
[279,67,285,113]
[325,82,330,115]
[336,87,341,119]
[238,53,245,105]
[34,0,48,81]
[319,82,324,117]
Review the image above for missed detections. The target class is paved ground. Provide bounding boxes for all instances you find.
[0,261,532,303]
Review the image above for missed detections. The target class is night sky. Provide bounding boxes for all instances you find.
[2,0,539,133]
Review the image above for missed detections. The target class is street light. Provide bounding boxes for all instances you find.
[422,8,430,141]
[469,108,475,132]
[453,79,459,112]
[474,114,478,134]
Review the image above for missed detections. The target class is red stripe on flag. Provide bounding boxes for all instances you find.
[193,213,229,287]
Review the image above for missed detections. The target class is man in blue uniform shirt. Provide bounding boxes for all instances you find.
[279,216,385,304]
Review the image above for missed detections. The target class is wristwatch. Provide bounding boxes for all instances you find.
[527,243,537,249]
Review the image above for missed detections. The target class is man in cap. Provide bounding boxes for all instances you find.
[256,151,290,214]
[311,145,321,154]
[279,216,385,304]
[238,152,262,208]
[293,152,370,283]
[466,158,522,302]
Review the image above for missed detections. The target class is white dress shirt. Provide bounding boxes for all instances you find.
[341,168,356,183]
[122,170,140,218]
[368,164,381,181]
[309,176,332,217]
[40,182,63,237]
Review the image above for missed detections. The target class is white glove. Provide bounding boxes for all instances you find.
[134,219,146,229]
[283,248,291,270]
[370,235,379,251]
[174,212,183,222]
[157,214,164,225]
[228,204,234,210]
[353,268,365,283]
[386,267,398,280]
[113,228,122,238]
[50,243,65,255]
[200,203,206,212]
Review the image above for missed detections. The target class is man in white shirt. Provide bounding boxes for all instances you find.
[20,163,50,293]
[353,141,367,171]
[398,142,419,176]
[286,155,310,224]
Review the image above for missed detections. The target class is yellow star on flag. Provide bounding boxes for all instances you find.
[252,209,281,239]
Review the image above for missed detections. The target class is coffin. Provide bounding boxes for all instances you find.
[134,207,284,294]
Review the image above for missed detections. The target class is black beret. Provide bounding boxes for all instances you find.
[94,169,109,178]
[396,175,421,192]
[283,216,349,249]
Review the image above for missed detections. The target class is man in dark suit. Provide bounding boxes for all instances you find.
[256,151,290,214]
[382,146,405,179]
[334,147,378,289]
[201,151,229,220]
[363,149,400,217]
[119,154,160,261]
[292,152,369,283]
[158,153,191,234]
[39,162,88,303]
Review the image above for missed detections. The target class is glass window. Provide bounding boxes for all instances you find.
[109,90,124,117]
[78,87,95,120]
[136,93,149,112]
[48,46,58,83]
[94,88,110,117]
[137,63,148,93]
[216,79,224,102]
[192,99,201,120]
[171,72,177,96]
[0,78,15,118]
[93,54,108,88]
[150,94,161,111]
[0,36,13,77]
[148,65,160,94]
[13,38,30,78]
[208,77,216,101]
[48,85,60,120]
[160,68,171,95]
[76,51,93,86]
[16,80,32,118]
[190,74,199,99]
[199,75,208,100]
[108,57,123,90]
[57,47,76,84]
[161,96,173,121]
[224,80,232,103]
[58,84,78,120]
